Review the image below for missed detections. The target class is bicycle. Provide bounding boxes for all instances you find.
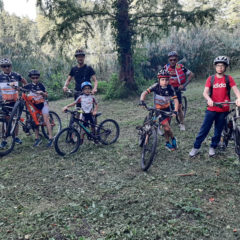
[0,101,15,157]
[216,102,240,159]
[7,85,62,142]
[54,108,120,156]
[136,105,174,171]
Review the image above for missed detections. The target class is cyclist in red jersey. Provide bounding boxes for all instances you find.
[189,56,240,157]
[164,51,194,131]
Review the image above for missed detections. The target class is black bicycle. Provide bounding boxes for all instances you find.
[136,105,174,171]
[217,102,240,159]
[0,101,15,157]
[54,108,120,156]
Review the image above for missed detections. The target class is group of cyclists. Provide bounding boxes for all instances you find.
[1,48,240,158]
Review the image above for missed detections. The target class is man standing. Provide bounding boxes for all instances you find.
[164,51,194,131]
[63,49,98,100]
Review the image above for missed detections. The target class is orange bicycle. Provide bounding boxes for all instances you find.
[7,85,62,141]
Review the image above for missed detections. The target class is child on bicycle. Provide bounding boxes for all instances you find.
[189,56,240,157]
[62,81,98,144]
[23,69,54,147]
[139,69,179,151]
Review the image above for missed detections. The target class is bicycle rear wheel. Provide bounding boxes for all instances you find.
[141,127,157,171]
[41,111,62,139]
[54,127,80,156]
[176,96,187,123]
[0,120,15,157]
[97,119,120,145]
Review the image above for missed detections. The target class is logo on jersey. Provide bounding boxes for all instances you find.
[213,83,226,88]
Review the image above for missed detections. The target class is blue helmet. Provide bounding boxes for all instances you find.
[81,81,92,90]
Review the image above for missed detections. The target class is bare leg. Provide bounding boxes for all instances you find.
[43,114,53,139]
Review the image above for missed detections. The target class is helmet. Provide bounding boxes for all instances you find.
[28,69,40,77]
[74,49,85,57]
[81,81,92,90]
[168,51,178,58]
[0,58,12,66]
[157,69,170,79]
[213,56,229,66]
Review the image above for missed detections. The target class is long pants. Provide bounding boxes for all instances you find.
[194,110,228,149]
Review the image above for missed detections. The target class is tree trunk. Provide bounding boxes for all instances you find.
[115,0,137,90]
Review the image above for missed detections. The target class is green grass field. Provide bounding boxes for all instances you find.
[1,71,240,239]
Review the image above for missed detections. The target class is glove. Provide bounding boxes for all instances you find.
[139,100,146,107]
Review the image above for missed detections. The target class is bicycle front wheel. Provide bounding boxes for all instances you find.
[97,119,120,145]
[141,127,157,171]
[54,127,80,156]
[233,126,240,159]
[0,120,15,157]
[41,111,62,139]
[176,96,187,123]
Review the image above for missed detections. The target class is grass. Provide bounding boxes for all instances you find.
[1,70,240,239]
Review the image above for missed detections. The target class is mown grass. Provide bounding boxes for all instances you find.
[1,70,240,239]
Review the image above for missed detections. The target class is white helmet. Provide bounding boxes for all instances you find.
[213,56,229,66]
[0,58,12,66]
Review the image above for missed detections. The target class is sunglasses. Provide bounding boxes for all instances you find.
[169,59,177,62]
[31,77,39,80]
[1,65,11,68]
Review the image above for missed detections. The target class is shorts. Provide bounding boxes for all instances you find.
[174,87,182,104]
[34,101,49,114]
[1,101,15,114]
[157,107,171,125]
[83,113,94,127]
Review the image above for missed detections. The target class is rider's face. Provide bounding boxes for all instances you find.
[1,64,12,74]
[76,55,85,65]
[215,63,226,74]
[83,86,91,95]
[159,78,169,87]
[30,75,40,84]
[169,57,178,67]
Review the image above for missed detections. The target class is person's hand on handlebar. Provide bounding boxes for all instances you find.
[207,98,214,107]
[62,106,68,112]
[139,100,147,108]
[235,98,240,107]
[63,86,69,92]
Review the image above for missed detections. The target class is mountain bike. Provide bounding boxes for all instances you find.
[7,85,62,142]
[54,108,120,156]
[217,102,240,159]
[136,105,174,171]
[0,101,15,157]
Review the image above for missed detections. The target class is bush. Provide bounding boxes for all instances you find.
[97,81,108,94]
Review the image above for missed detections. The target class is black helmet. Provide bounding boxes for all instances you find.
[157,69,170,79]
[74,49,85,57]
[168,51,178,58]
[213,56,229,66]
[28,69,40,77]
[0,58,12,66]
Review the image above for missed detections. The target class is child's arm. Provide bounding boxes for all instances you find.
[140,90,148,105]
[203,87,214,107]
[231,86,240,106]
[92,103,98,116]
[173,98,179,113]
[62,102,76,112]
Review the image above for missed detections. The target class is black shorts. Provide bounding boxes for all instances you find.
[83,113,94,127]
[174,87,182,104]
[1,101,15,114]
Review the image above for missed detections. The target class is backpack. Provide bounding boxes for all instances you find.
[209,75,231,99]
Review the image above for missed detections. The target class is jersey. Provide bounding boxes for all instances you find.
[0,72,22,101]
[69,64,95,91]
[205,74,236,112]
[75,94,97,113]
[146,83,177,109]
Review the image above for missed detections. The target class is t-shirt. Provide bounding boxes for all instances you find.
[69,65,95,91]
[75,94,97,113]
[0,72,23,101]
[205,75,236,112]
[147,83,177,109]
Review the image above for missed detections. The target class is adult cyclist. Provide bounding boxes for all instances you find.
[164,51,194,131]
[63,49,98,101]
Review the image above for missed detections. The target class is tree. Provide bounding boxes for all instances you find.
[0,0,3,12]
[37,0,216,91]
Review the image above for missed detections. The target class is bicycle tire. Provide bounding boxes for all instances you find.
[41,111,62,139]
[221,117,233,148]
[176,96,187,123]
[97,119,120,145]
[0,120,15,157]
[233,126,240,159]
[141,126,157,171]
[138,115,149,147]
[54,127,80,156]
[6,101,23,136]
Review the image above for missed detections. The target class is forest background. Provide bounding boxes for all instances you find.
[0,0,239,100]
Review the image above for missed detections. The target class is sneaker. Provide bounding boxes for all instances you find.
[165,142,175,151]
[179,124,186,131]
[33,138,42,147]
[189,148,200,157]
[0,140,7,148]
[157,125,164,136]
[172,137,177,149]
[46,138,54,147]
[15,137,22,144]
[209,147,216,157]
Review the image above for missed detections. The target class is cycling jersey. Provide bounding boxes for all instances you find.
[0,72,22,101]
[205,75,236,112]
[75,94,97,113]
[147,83,177,109]
[69,64,95,91]
[164,63,191,88]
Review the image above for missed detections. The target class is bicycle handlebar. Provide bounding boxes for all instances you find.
[141,104,174,117]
